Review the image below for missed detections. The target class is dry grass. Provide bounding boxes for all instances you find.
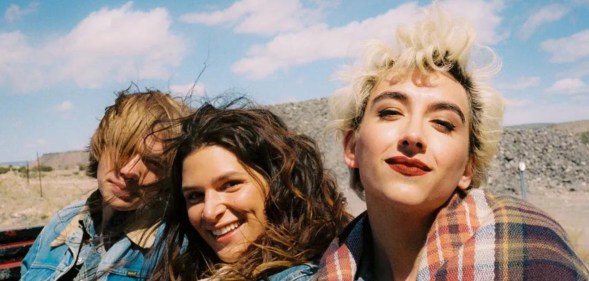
[568,228,589,267]
[0,169,95,230]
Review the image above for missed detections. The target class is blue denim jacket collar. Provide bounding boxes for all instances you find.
[50,207,159,250]
[21,199,164,281]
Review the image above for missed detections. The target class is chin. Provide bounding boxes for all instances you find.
[218,247,244,263]
[107,199,141,211]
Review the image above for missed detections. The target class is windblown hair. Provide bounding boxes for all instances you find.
[87,89,189,178]
[150,98,352,281]
[81,89,189,280]
[330,7,504,196]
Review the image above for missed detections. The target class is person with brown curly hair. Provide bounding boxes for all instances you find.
[149,98,352,281]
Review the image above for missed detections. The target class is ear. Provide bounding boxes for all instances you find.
[457,156,474,190]
[343,130,359,169]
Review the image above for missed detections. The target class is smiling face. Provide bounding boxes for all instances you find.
[181,145,268,263]
[344,71,473,215]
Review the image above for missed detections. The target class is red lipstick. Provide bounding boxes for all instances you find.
[385,156,431,176]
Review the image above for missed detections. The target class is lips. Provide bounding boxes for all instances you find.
[109,180,135,199]
[385,156,431,176]
[211,221,242,238]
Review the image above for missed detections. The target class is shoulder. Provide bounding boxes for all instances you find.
[38,200,87,239]
[467,189,569,242]
[266,263,318,281]
[479,189,565,233]
[468,189,589,279]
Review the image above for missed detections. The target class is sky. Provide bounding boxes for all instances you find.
[1,0,589,163]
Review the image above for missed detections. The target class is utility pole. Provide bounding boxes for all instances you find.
[518,161,528,201]
[26,161,30,185]
[36,152,43,198]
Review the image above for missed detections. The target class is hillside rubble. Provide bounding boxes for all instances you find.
[267,98,589,196]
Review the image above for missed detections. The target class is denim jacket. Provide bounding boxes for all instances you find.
[20,199,163,281]
[266,263,317,281]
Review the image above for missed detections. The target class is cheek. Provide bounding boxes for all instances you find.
[432,140,470,173]
[142,169,161,185]
[357,125,397,159]
[187,205,203,229]
[237,185,267,211]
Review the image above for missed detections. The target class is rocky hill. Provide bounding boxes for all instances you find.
[33,150,88,170]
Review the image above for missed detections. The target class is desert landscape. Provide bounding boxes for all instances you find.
[1,97,588,265]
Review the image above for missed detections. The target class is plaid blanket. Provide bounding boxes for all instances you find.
[314,189,589,280]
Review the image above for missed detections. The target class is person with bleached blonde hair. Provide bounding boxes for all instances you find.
[313,6,589,281]
[21,89,189,281]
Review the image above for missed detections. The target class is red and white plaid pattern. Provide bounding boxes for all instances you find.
[315,189,589,280]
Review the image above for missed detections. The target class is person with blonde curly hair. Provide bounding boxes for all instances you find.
[149,98,352,281]
[313,6,589,281]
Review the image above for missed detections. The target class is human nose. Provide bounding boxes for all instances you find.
[201,191,226,224]
[397,117,427,156]
[120,155,142,181]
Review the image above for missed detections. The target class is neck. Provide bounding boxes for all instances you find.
[100,205,116,234]
[365,194,437,281]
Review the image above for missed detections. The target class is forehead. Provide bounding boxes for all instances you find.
[143,134,164,154]
[370,70,470,109]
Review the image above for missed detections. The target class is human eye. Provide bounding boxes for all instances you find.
[183,191,204,205]
[377,108,402,120]
[143,156,164,171]
[431,119,456,133]
[222,179,243,191]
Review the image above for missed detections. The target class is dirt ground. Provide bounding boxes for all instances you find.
[0,170,95,230]
[1,170,587,265]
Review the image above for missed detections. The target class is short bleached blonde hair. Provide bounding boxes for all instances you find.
[330,6,504,196]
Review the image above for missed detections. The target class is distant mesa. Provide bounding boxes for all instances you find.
[29,150,89,170]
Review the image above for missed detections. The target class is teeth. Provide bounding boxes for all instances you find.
[212,222,241,237]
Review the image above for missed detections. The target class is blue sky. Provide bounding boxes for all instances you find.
[1,0,589,163]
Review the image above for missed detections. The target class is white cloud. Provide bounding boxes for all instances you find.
[519,4,569,40]
[0,31,40,92]
[170,83,206,98]
[0,2,187,93]
[541,30,589,63]
[497,76,540,91]
[439,0,506,45]
[4,2,38,23]
[232,0,504,79]
[546,78,589,95]
[563,60,589,78]
[180,0,326,36]
[504,98,589,125]
[52,100,74,113]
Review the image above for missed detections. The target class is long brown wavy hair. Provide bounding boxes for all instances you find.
[149,97,352,280]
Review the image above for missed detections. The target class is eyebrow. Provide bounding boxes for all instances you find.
[181,171,243,192]
[371,91,466,124]
[428,102,466,124]
[371,91,408,106]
